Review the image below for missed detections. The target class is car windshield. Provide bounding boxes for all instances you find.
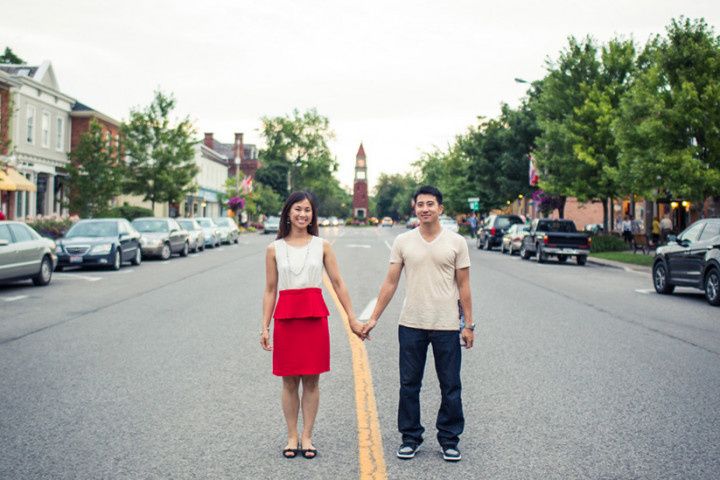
[133,220,169,233]
[213,218,229,226]
[66,221,118,238]
[198,219,214,228]
[266,217,280,224]
[496,217,521,229]
[177,220,195,230]
[538,220,577,233]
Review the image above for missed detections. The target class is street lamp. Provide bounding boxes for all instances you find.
[234,155,241,193]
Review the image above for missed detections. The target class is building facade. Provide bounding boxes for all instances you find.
[352,143,368,219]
[0,61,73,219]
[182,142,229,218]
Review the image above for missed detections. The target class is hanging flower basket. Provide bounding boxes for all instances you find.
[227,196,245,210]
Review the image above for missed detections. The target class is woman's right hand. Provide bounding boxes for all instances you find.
[260,329,272,351]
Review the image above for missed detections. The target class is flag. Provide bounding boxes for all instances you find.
[528,154,539,187]
[241,175,253,194]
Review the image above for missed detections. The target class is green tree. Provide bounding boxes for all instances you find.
[66,120,123,217]
[0,47,24,64]
[121,91,198,211]
[374,173,416,219]
[615,17,720,202]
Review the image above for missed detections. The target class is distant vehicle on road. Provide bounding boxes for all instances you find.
[520,219,591,265]
[329,216,340,227]
[213,217,240,244]
[477,214,523,250]
[319,217,330,227]
[406,217,419,229]
[56,219,141,271]
[263,216,280,235]
[0,221,57,286]
[652,218,720,306]
[439,216,458,233]
[381,217,394,227]
[196,217,221,248]
[584,223,604,235]
[501,223,530,255]
[176,218,205,253]
[132,217,189,260]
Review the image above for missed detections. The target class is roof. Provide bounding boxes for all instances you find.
[356,143,366,159]
[72,101,94,112]
[208,139,258,161]
[0,64,39,77]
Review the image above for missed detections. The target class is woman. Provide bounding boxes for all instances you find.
[260,191,363,459]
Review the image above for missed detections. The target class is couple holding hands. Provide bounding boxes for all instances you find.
[260,185,474,462]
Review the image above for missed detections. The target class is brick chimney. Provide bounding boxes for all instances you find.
[204,132,214,148]
[234,133,244,162]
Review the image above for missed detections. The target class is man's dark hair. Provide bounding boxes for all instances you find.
[413,185,443,205]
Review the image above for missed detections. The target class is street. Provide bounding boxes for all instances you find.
[1,227,719,479]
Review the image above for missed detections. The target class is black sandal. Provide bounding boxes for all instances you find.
[282,440,299,459]
[302,448,318,459]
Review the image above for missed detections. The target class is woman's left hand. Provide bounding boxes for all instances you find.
[260,329,272,351]
[349,319,366,340]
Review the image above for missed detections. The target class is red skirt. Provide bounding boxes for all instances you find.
[272,288,330,377]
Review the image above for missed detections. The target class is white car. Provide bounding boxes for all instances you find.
[195,217,221,248]
[440,216,459,233]
[213,217,240,244]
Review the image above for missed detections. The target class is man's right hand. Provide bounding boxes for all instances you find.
[361,318,378,340]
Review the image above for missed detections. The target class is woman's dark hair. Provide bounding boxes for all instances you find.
[413,185,443,205]
[277,191,319,239]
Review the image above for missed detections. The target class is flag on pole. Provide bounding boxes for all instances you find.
[241,175,253,194]
[528,154,539,187]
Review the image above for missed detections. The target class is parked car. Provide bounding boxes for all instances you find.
[520,218,591,265]
[132,217,190,260]
[584,223,605,235]
[319,217,330,227]
[213,217,240,244]
[176,218,205,253]
[196,217,221,248]
[56,218,141,271]
[501,223,530,255]
[477,215,523,250]
[652,218,720,306]
[329,216,340,227]
[381,217,394,227]
[0,221,57,286]
[406,217,420,229]
[263,216,280,235]
[440,215,458,233]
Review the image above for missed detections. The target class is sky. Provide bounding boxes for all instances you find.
[2,0,719,192]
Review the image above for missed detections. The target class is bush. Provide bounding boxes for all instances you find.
[97,205,154,221]
[590,234,627,253]
[27,217,76,239]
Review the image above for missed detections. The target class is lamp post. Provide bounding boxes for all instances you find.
[234,155,241,194]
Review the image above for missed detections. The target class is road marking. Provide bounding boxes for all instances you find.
[347,244,372,249]
[384,240,391,251]
[359,298,378,320]
[635,288,655,294]
[1,295,28,302]
[54,273,103,282]
[322,273,387,480]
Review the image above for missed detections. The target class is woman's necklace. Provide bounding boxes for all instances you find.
[285,237,312,276]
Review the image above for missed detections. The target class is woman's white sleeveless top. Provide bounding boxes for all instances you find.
[274,236,324,290]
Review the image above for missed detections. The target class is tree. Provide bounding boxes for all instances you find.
[374,173,417,219]
[121,91,198,211]
[256,108,350,216]
[615,17,720,202]
[66,120,123,217]
[0,47,24,64]
[225,177,284,217]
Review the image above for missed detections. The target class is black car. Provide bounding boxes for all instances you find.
[652,218,720,306]
[477,214,523,250]
[56,219,142,271]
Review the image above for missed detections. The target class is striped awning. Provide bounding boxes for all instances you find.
[0,168,37,192]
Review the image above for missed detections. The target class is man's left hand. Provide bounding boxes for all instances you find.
[461,328,474,349]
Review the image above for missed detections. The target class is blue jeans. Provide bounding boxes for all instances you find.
[398,325,464,449]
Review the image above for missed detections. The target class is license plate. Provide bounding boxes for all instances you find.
[69,256,83,263]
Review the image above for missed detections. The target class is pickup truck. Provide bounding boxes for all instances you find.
[520,219,591,265]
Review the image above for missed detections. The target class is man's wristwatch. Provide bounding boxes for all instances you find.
[463,323,475,331]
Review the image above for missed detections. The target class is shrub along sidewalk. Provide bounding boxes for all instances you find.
[590,251,655,267]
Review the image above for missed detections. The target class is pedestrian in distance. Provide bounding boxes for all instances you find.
[467,211,478,239]
[361,185,474,462]
[660,214,673,243]
[260,191,364,459]
[652,217,661,247]
[0,208,5,220]
[622,215,633,245]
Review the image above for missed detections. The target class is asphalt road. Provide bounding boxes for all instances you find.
[1,226,719,479]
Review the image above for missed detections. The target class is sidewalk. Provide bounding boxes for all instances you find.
[587,255,652,275]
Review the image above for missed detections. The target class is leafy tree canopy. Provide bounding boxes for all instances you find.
[0,47,24,64]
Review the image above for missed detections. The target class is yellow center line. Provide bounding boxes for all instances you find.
[323,272,387,480]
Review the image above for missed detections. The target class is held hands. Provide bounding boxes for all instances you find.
[360,318,378,340]
[348,317,366,341]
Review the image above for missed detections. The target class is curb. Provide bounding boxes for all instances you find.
[587,256,652,275]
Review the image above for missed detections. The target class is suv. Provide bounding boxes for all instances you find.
[652,218,720,306]
[477,215,523,250]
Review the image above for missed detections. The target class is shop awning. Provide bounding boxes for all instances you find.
[0,168,37,192]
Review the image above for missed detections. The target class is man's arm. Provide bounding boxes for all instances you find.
[361,262,403,339]
[456,267,474,349]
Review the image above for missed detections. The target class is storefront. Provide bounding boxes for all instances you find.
[0,167,37,219]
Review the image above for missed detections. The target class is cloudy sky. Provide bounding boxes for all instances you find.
[2,0,719,190]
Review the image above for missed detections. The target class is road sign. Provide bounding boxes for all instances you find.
[467,197,479,203]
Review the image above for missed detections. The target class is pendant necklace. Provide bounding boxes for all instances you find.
[285,237,312,276]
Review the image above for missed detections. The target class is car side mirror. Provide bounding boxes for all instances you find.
[0,239,9,247]
[666,234,677,244]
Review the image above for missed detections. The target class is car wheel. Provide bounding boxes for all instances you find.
[537,245,547,263]
[576,255,587,266]
[32,256,53,286]
[132,248,142,266]
[180,242,189,257]
[161,243,171,260]
[112,249,122,271]
[558,255,568,263]
[704,268,720,306]
[234,236,239,244]
[520,244,531,260]
[476,236,482,249]
[484,238,491,251]
[653,261,675,294]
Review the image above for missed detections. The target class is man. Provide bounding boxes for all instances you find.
[467,211,478,239]
[362,185,474,462]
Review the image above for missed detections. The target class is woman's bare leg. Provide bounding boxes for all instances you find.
[300,374,320,454]
[282,376,301,452]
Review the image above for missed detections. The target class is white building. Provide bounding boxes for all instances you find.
[183,143,229,218]
[0,61,73,218]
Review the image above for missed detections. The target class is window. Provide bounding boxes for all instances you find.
[26,105,35,144]
[41,111,50,147]
[56,117,64,150]
[699,222,720,242]
[0,225,12,243]
[679,222,705,244]
[8,224,34,243]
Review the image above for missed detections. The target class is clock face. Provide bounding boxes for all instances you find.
[356,171,366,180]
[357,159,366,167]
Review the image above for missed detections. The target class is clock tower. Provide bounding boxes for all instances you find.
[352,143,369,220]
